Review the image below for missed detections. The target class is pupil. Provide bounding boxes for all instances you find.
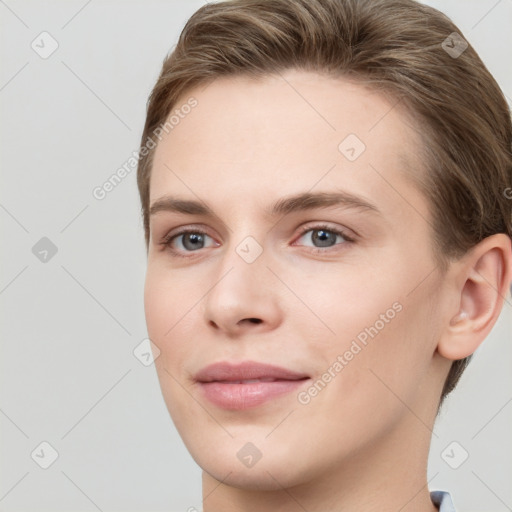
[312,229,336,247]
[183,233,204,251]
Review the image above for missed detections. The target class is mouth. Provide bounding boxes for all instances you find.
[195,361,311,410]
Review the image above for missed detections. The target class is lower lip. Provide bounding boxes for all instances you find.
[198,379,309,410]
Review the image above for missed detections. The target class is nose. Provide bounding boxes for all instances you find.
[202,244,283,337]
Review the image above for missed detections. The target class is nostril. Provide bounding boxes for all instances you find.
[247,318,262,324]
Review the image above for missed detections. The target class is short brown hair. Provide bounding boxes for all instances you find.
[137,0,512,403]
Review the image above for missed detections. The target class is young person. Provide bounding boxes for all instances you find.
[136,1,512,510]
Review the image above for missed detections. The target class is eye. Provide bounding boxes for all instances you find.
[161,229,218,257]
[160,223,355,258]
[293,224,354,251]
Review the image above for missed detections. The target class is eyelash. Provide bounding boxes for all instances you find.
[160,224,355,259]
[161,228,211,259]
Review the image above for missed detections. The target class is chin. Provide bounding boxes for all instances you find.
[201,459,306,492]
[188,436,317,491]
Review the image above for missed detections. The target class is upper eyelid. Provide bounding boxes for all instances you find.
[297,222,355,236]
[162,223,211,238]
[164,222,348,237]
[294,225,355,244]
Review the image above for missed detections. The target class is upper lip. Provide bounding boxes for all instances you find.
[194,361,310,383]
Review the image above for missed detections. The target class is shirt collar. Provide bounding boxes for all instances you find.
[430,490,456,511]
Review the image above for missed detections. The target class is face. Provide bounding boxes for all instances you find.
[144,70,449,490]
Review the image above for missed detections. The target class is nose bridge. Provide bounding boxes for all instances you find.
[209,233,269,306]
[202,233,282,331]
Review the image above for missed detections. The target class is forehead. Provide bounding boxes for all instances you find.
[149,70,428,223]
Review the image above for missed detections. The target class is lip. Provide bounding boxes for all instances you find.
[195,361,310,410]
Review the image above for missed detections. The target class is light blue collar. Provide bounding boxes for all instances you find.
[431,490,456,511]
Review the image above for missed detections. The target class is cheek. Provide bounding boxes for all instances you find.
[302,270,434,398]
[294,269,401,351]
[143,268,193,367]
[144,271,171,342]
[144,270,199,429]
[144,262,197,331]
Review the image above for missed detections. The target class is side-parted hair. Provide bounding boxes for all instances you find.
[137,0,512,403]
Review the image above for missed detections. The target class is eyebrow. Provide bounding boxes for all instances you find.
[149,191,382,219]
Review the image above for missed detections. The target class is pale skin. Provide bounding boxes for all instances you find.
[144,70,512,512]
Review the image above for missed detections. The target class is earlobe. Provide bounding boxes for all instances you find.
[437,233,512,361]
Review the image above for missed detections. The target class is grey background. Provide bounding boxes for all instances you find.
[0,1,511,511]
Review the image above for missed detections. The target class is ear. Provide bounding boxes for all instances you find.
[437,233,512,361]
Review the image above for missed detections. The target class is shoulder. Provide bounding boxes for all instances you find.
[430,490,456,512]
